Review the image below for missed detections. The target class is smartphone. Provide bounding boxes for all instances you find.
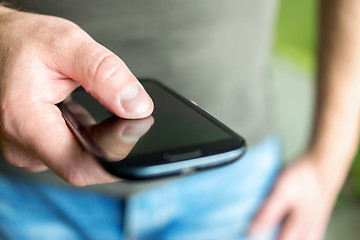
[57,79,246,180]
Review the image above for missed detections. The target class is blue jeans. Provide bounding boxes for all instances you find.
[0,136,282,240]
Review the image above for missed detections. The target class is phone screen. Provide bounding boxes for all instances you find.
[60,79,246,179]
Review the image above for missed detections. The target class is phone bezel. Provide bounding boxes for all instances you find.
[57,79,247,180]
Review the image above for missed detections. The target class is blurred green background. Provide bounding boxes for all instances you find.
[275,0,317,72]
[275,0,360,198]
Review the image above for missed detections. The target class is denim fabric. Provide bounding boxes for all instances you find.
[0,176,123,240]
[125,136,282,240]
[0,136,281,240]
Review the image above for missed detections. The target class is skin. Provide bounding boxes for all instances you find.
[0,1,359,239]
[0,6,154,185]
[53,98,154,184]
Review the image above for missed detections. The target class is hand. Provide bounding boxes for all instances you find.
[0,8,153,185]
[248,157,339,240]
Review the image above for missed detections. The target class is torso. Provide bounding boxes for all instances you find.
[15,0,278,146]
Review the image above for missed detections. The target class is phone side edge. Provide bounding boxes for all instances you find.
[99,145,247,180]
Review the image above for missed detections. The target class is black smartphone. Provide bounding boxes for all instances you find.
[57,79,246,180]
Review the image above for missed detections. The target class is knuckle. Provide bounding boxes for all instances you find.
[51,17,83,38]
[0,100,31,141]
[3,155,25,167]
[25,164,48,173]
[1,145,30,168]
[89,53,125,91]
[64,168,88,187]
[44,18,86,52]
[0,102,16,139]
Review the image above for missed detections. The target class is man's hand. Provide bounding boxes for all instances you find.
[249,156,338,240]
[0,7,153,185]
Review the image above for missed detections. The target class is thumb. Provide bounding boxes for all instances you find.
[52,27,153,119]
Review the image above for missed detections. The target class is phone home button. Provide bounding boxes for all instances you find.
[163,150,202,162]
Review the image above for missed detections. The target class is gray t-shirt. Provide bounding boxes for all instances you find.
[15,0,277,146]
[0,0,280,196]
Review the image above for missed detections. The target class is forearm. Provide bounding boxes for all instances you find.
[310,0,360,194]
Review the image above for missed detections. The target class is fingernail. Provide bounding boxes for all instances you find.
[120,119,153,142]
[120,84,151,114]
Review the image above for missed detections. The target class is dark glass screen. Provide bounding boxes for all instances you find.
[71,81,234,157]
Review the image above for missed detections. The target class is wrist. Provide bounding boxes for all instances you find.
[304,150,351,198]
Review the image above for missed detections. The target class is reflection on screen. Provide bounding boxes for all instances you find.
[71,82,232,157]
